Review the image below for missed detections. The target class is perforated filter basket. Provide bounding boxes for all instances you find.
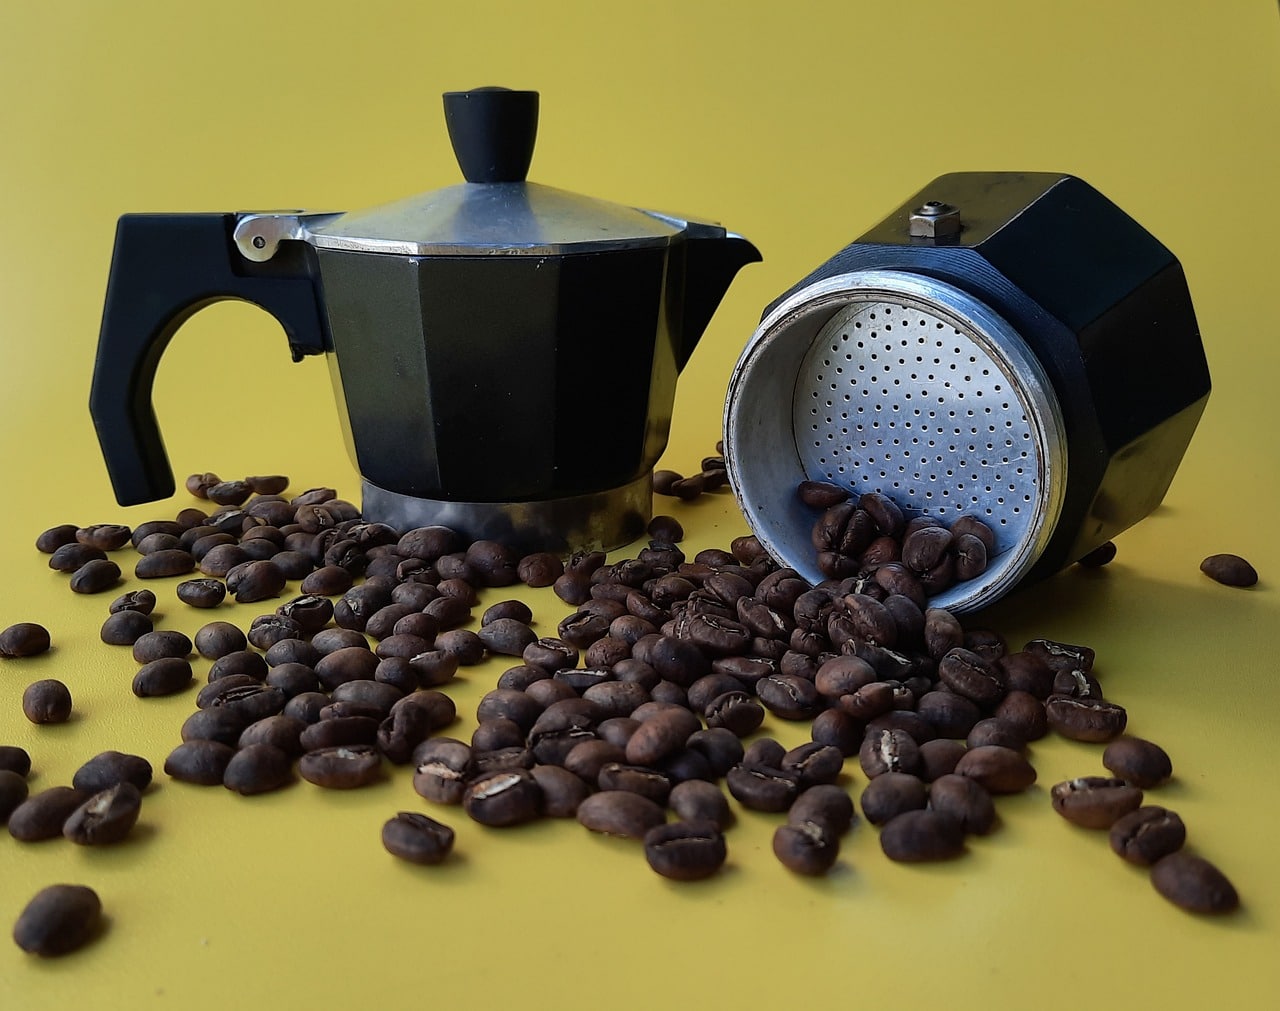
[723,172,1212,613]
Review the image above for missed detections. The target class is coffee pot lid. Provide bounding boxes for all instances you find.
[305,88,686,256]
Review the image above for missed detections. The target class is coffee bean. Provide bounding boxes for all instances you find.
[181,707,250,746]
[781,742,844,789]
[225,560,286,603]
[597,763,672,805]
[36,524,80,553]
[132,657,193,698]
[928,774,996,835]
[859,729,922,779]
[69,558,122,594]
[725,763,800,812]
[1151,852,1239,914]
[238,715,307,756]
[516,552,563,587]
[1109,806,1186,865]
[135,548,196,579]
[685,728,745,779]
[954,745,1037,794]
[1,622,51,658]
[0,746,32,777]
[193,622,247,660]
[1045,695,1128,743]
[577,790,665,839]
[301,565,354,596]
[381,812,455,865]
[0,770,31,820]
[666,779,732,830]
[1102,736,1173,788]
[223,743,293,795]
[9,787,91,841]
[914,690,981,739]
[773,820,840,875]
[77,523,132,551]
[1050,776,1143,828]
[132,630,192,663]
[100,609,152,645]
[529,765,592,817]
[22,680,72,724]
[860,772,928,826]
[644,820,726,880]
[1199,553,1258,588]
[917,739,968,782]
[477,617,537,657]
[299,745,381,789]
[13,884,103,957]
[756,674,824,720]
[72,752,152,794]
[966,717,1025,751]
[998,651,1055,699]
[62,782,142,845]
[937,648,1006,706]
[208,650,269,683]
[464,769,543,826]
[165,740,236,785]
[201,680,286,721]
[993,690,1048,741]
[109,589,157,616]
[413,739,473,805]
[49,542,106,573]
[625,709,699,766]
[880,809,965,862]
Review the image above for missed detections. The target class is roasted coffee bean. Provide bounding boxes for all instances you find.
[928,774,996,835]
[477,618,537,657]
[880,809,965,862]
[597,763,672,804]
[643,821,726,880]
[282,692,331,725]
[22,679,72,724]
[563,740,628,785]
[725,763,800,812]
[100,609,153,645]
[1199,553,1258,588]
[859,729,921,779]
[647,514,685,541]
[396,690,456,733]
[742,737,786,769]
[194,622,247,660]
[921,607,963,662]
[77,523,132,551]
[132,657,193,698]
[861,772,928,826]
[200,680,286,721]
[72,751,152,794]
[132,630,192,663]
[330,679,402,716]
[918,739,968,782]
[262,660,318,696]
[998,651,1055,699]
[1025,637,1094,674]
[181,707,250,746]
[300,716,380,752]
[135,548,196,579]
[199,543,250,576]
[914,690,981,738]
[625,709,700,766]
[49,542,106,573]
[1051,666,1103,700]
[938,648,1006,706]
[773,820,840,875]
[781,742,844,788]
[954,745,1036,794]
[1151,853,1239,914]
[300,564,354,596]
[1051,776,1143,828]
[36,524,80,553]
[381,812,455,865]
[1109,806,1186,865]
[842,592,897,647]
[814,655,878,698]
[315,647,379,691]
[238,715,307,756]
[376,702,434,764]
[208,650,269,682]
[9,787,91,841]
[1103,736,1173,788]
[299,744,382,789]
[797,480,850,508]
[756,674,824,720]
[223,743,293,795]
[13,884,103,957]
[668,779,733,831]
[412,739,473,804]
[810,708,862,756]
[577,790,665,839]
[581,680,649,720]
[63,782,142,845]
[311,628,371,655]
[225,560,286,603]
[0,769,30,821]
[702,691,763,737]
[523,638,580,673]
[966,718,1025,751]
[464,769,543,826]
[433,629,485,666]
[390,612,439,642]
[523,765,587,817]
[70,558,121,594]
[952,533,988,581]
[109,589,157,616]
[1077,541,1118,567]
[264,637,322,668]
[901,525,952,573]
[992,690,1048,741]
[1045,695,1128,742]
[0,745,32,777]
[517,552,563,587]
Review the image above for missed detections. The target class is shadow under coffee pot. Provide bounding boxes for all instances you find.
[91,87,760,552]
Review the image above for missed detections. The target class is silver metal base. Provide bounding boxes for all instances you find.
[360,474,653,555]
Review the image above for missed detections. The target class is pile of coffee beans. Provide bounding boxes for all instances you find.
[6,750,150,847]
[8,464,1248,956]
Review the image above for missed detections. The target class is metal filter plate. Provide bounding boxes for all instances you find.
[725,269,1068,612]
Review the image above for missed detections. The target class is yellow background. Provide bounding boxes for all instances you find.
[1,1,1278,1007]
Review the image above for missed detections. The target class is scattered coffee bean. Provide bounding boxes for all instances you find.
[773,819,840,875]
[1109,806,1186,866]
[71,752,152,794]
[1045,695,1128,743]
[22,679,72,724]
[223,744,293,795]
[954,745,1037,794]
[1199,553,1258,588]
[577,790,665,839]
[1102,736,1173,788]
[644,820,726,880]
[928,774,996,836]
[135,548,196,579]
[8,787,91,841]
[13,884,103,957]
[108,589,157,615]
[164,740,236,785]
[1050,776,1143,828]
[35,524,80,553]
[132,630,192,663]
[177,578,228,609]
[63,782,143,845]
[1,622,52,658]
[132,657,193,698]
[100,609,153,645]
[0,746,33,777]
[69,558,122,594]
[1150,852,1239,914]
[381,811,455,865]
[299,745,382,789]
[879,809,965,862]
[860,772,928,826]
[463,769,543,827]
[0,770,30,821]
[77,524,132,551]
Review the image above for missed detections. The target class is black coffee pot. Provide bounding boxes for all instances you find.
[90,88,760,551]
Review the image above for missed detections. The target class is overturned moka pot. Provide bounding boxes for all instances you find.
[91,87,760,552]
[725,172,1210,612]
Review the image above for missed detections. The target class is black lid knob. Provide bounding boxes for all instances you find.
[443,87,539,184]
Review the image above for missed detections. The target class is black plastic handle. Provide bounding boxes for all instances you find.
[443,87,539,183]
[89,213,330,506]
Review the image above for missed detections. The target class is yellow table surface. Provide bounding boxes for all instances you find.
[2,2,1278,1007]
